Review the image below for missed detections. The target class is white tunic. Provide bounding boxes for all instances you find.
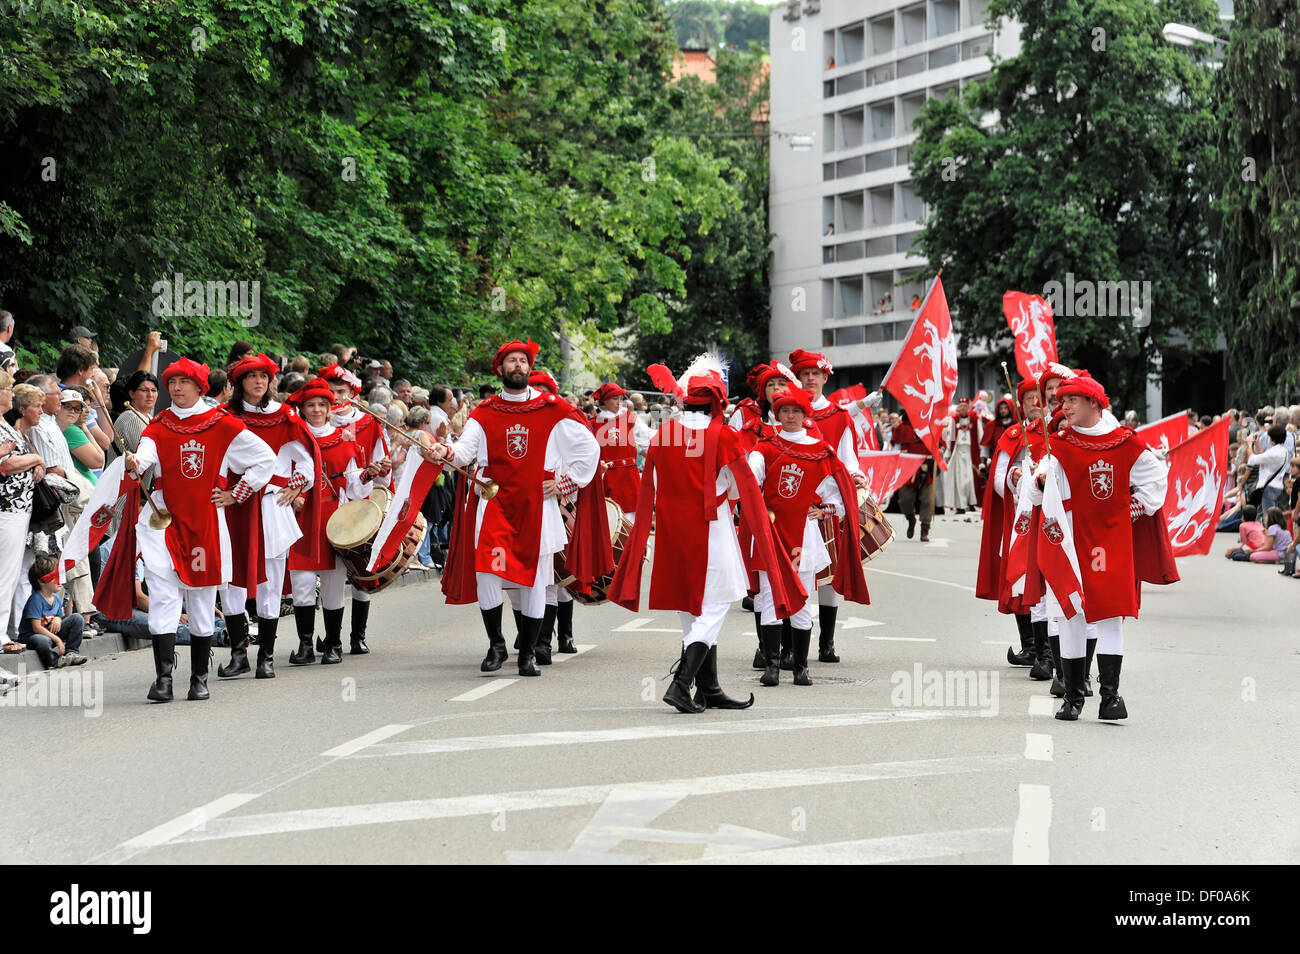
[446,386,600,561]
[132,401,277,583]
[810,394,865,480]
[747,427,844,575]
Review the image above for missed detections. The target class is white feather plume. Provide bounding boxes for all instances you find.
[677,351,724,389]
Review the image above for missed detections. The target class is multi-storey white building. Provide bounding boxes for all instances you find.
[768,0,1019,396]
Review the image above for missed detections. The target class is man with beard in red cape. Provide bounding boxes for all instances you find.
[609,354,808,713]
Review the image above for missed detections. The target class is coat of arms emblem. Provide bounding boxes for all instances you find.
[180,439,205,478]
[505,424,529,460]
[777,462,804,499]
[1088,460,1114,500]
[1042,517,1064,545]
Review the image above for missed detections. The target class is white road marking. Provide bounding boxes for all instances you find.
[1013,783,1053,865]
[613,617,683,634]
[167,755,1019,845]
[982,640,1009,645]
[678,827,1011,865]
[449,680,518,702]
[923,537,952,549]
[866,635,936,642]
[354,709,985,759]
[865,567,976,593]
[507,787,796,864]
[549,644,595,663]
[1023,733,1053,761]
[121,793,259,849]
[840,617,885,629]
[320,724,412,758]
[1028,695,1056,717]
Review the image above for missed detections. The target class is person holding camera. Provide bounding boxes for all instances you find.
[1244,424,1289,516]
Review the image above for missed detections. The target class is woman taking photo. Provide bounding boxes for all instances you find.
[113,370,159,454]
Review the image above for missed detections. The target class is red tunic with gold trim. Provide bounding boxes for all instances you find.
[593,410,642,513]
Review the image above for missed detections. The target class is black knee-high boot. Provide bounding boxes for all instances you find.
[255,616,278,678]
[664,642,709,713]
[517,615,542,677]
[480,605,508,672]
[1055,657,1086,721]
[1050,634,1065,697]
[1028,621,1053,680]
[218,613,250,677]
[556,599,577,653]
[1083,637,1097,697]
[818,604,840,663]
[289,605,316,665]
[692,645,754,709]
[1007,613,1033,666]
[349,599,370,654]
[780,618,794,671]
[752,611,766,669]
[792,627,813,686]
[511,608,525,650]
[535,604,557,665]
[147,633,176,703]
[321,607,345,664]
[1096,654,1128,720]
[187,636,211,700]
[759,624,783,687]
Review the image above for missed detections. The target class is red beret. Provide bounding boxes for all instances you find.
[592,382,626,404]
[788,349,832,375]
[318,363,362,394]
[229,352,279,382]
[754,362,797,405]
[491,339,540,377]
[771,386,813,415]
[1039,362,1076,386]
[161,357,210,393]
[1017,377,1039,402]
[528,368,558,394]
[1055,376,1109,409]
[289,376,334,407]
[684,370,727,410]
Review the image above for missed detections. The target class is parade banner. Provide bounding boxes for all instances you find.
[367,453,442,572]
[857,451,926,499]
[1163,416,1230,557]
[827,383,866,407]
[1002,291,1058,380]
[882,275,958,469]
[1136,409,1190,456]
[57,457,133,584]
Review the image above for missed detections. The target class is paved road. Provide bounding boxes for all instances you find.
[3,513,1296,864]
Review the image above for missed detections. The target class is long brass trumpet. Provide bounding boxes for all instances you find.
[346,400,499,500]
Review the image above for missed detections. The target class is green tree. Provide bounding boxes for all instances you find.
[910,0,1223,413]
[1216,0,1300,407]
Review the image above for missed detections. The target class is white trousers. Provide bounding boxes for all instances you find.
[479,571,548,618]
[222,554,287,619]
[0,511,30,638]
[143,564,217,637]
[817,583,840,609]
[544,583,574,607]
[678,601,730,649]
[1057,615,1122,658]
[289,564,369,611]
[757,569,814,629]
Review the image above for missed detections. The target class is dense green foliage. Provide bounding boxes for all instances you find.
[910,0,1226,413]
[667,0,771,51]
[1216,0,1300,407]
[0,0,767,388]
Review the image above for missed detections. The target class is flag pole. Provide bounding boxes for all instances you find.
[880,267,943,390]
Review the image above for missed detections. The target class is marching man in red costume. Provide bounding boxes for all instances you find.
[122,358,277,702]
[215,354,323,679]
[788,347,879,664]
[286,377,379,665]
[1026,375,1176,720]
[609,354,806,713]
[528,368,581,658]
[431,340,606,677]
[591,382,654,520]
[748,386,871,687]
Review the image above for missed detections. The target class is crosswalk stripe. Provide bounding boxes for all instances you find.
[673,826,1011,865]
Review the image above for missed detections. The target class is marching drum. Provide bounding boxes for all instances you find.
[815,515,838,588]
[570,498,635,605]
[327,490,426,594]
[857,488,895,563]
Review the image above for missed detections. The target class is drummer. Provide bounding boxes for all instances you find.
[788,348,880,664]
[746,387,870,687]
[528,368,580,659]
[286,377,383,664]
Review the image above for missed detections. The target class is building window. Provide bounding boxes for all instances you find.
[823,328,835,347]
[900,3,927,47]
[869,14,894,56]
[930,0,959,38]
[929,43,959,69]
[837,325,867,346]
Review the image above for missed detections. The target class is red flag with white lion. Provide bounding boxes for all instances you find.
[883,276,958,469]
[1003,291,1058,380]
[1163,416,1229,557]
